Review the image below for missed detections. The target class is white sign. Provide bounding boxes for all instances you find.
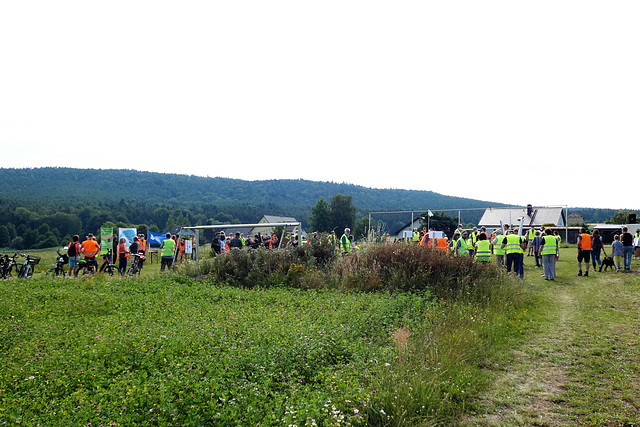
[119,228,137,248]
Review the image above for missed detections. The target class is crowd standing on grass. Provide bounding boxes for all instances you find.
[377,223,637,281]
[15,220,638,279]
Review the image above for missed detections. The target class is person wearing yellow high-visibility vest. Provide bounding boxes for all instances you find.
[527,227,537,257]
[474,233,491,263]
[491,230,506,268]
[539,228,559,280]
[340,228,352,255]
[160,232,175,272]
[467,234,475,258]
[412,228,420,245]
[501,230,525,278]
[455,231,470,256]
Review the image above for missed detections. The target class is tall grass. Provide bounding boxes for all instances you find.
[1,242,533,426]
[174,241,533,425]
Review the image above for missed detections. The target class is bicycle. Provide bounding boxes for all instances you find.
[80,256,99,275]
[1,253,21,279]
[127,253,146,276]
[98,249,117,276]
[46,250,68,278]
[17,254,41,278]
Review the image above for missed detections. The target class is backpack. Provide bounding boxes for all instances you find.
[67,242,78,257]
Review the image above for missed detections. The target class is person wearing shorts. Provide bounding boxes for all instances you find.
[67,234,81,277]
[577,228,592,277]
[611,234,624,272]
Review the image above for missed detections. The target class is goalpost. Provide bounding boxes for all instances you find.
[177,222,303,263]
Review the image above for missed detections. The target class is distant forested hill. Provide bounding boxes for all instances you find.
[0,167,510,249]
[0,168,616,250]
[0,167,501,212]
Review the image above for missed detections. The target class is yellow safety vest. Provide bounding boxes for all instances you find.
[161,238,175,257]
[541,235,558,256]
[475,240,491,261]
[504,234,523,255]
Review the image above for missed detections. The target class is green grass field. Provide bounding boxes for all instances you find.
[2,244,639,426]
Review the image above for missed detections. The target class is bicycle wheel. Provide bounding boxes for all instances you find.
[6,264,17,278]
[105,265,115,276]
[57,266,66,278]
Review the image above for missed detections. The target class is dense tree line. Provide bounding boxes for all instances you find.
[0,168,627,250]
[0,167,501,212]
[0,198,309,250]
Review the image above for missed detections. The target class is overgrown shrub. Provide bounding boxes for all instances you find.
[332,245,505,301]
[182,242,507,306]
[177,240,338,289]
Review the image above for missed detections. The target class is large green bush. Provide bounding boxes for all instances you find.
[183,242,505,303]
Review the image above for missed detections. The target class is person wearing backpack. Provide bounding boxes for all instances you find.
[67,235,81,278]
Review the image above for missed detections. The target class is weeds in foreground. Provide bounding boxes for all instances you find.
[1,243,535,426]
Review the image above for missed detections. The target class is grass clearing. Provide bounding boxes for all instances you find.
[10,243,640,425]
[463,247,640,426]
[1,245,534,426]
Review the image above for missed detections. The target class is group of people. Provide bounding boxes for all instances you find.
[577,226,639,274]
[395,223,639,281]
[209,231,285,256]
[385,225,561,281]
[66,232,149,277]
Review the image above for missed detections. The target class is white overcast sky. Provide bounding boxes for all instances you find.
[1,1,638,210]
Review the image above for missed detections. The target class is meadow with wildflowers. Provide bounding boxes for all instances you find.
[0,244,532,426]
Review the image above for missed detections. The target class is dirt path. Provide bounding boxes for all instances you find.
[461,286,575,426]
[460,254,640,426]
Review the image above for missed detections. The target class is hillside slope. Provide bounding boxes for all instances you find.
[0,167,504,212]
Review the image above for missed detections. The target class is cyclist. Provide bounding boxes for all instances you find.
[81,233,100,274]
[67,235,81,278]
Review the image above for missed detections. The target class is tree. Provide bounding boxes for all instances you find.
[13,207,38,224]
[23,229,40,248]
[606,210,638,225]
[37,231,59,249]
[353,215,370,240]
[0,225,10,247]
[420,211,457,238]
[41,212,82,238]
[309,197,332,232]
[330,194,357,232]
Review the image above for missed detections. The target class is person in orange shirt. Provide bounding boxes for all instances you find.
[137,233,147,269]
[577,228,592,277]
[81,233,101,274]
[178,238,186,262]
[117,237,129,276]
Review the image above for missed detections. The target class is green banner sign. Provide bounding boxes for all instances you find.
[100,227,113,255]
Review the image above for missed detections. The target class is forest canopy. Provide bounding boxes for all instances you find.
[0,167,618,249]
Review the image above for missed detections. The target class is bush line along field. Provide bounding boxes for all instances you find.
[2,242,536,426]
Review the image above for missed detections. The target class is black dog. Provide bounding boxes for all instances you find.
[600,256,615,272]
